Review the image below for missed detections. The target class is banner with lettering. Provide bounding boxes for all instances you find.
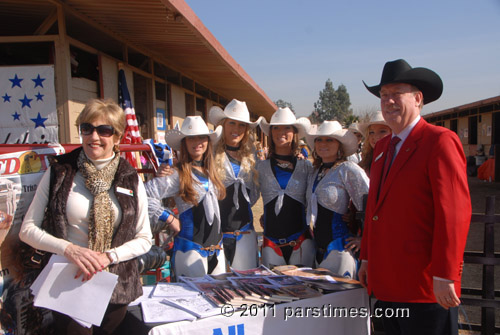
[0,65,59,144]
[0,145,65,334]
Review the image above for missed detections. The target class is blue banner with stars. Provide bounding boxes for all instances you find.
[0,65,58,144]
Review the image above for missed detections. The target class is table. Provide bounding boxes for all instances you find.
[120,287,371,335]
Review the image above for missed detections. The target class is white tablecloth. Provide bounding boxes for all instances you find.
[148,288,370,335]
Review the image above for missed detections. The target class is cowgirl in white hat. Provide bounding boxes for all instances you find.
[145,116,227,277]
[305,121,369,278]
[257,107,315,268]
[346,122,363,164]
[358,111,392,176]
[209,99,262,270]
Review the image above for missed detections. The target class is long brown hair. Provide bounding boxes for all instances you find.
[311,138,346,169]
[214,120,259,186]
[268,126,299,157]
[177,137,226,206]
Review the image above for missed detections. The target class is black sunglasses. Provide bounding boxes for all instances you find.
[80,123,115,137]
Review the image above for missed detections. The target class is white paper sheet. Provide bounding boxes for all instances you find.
[152,282,200,298]
[31,255,118,327]
[129,285,156,306]
[141,300,197,323]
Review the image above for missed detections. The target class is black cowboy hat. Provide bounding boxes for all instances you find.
[363,59,443,104]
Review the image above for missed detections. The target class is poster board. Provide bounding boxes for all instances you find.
[0,65,59,144]
[0,145,65,334]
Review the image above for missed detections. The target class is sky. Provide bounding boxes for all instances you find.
[185,0,500,117]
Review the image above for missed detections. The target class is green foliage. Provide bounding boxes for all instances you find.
[344,114,359,127]
[274,99,295,114]
[309,79,354,125]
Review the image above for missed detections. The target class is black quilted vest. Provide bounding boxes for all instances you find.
[45,147,142,304]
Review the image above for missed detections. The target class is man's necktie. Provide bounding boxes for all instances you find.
[378,136,401,197]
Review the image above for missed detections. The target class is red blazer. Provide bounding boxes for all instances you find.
[360,118,471,303]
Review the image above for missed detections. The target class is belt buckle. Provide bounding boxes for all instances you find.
[31,256,42,264]
[278,238,287,245]
[209,245,216,252]
[234,230,241,236]
[31,249,46,264]
[289,240,297,247]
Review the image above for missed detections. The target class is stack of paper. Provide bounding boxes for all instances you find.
[129,285,156,306]
[151,282,200,298]
[31,255,118,328]
[162,295,221,319]
[140,300,197,323]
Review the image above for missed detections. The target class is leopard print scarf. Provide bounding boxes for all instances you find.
[77,150,120,252]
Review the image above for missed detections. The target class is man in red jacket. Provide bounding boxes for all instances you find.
[358,59,471,335]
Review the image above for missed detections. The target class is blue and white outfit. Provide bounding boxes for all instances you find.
[146,169,226,278]
[306,161,369,278]
[219,153,260,270]
[257,158,315,268]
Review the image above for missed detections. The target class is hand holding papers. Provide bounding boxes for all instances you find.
[30,255,118,327]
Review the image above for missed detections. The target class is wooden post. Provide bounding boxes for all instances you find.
[53,3,73,143]
[494,145,499,182]
[481,196,495,335]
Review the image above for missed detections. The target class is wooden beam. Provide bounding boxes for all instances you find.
[98,53,104,99]
[53,3,73,143]
[0,35,58,43]
[66,36,166,85]
[34,8,58,35]
[49,0,154,66]
[67,36,98,55]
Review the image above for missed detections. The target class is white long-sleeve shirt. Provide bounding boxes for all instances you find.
[19,155,152,263]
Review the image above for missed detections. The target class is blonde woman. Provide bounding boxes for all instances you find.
[209,99,262,270]
[146,116,226,277]
[358,111,392,176]
[257,108,314,268]
[305,121,369,278]
[19,99,152,333]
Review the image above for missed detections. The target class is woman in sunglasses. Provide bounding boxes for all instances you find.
[19,99,152,334]
[146,116,227,278]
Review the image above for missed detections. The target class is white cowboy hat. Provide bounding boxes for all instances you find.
[259,107,311,138]
[348,122,361,134]
[358,111,389,135]
[165,116,222,151]
[208,99,262,128]
[306,120,358,157]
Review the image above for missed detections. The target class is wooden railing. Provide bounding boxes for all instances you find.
[460,196,500,334]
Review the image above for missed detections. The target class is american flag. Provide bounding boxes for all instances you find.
[118,69,141,168]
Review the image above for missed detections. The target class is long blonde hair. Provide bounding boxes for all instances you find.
[359,138,373,175]
[214,120,259,186]
[177,138,226,206]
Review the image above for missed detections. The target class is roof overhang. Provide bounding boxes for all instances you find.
[0,0,276,118]
[423,95,500,119]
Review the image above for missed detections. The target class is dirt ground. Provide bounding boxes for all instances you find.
[252,176,500,331]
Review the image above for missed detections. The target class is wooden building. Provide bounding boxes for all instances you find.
[0,0,276,144]
[423,95,500,159]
